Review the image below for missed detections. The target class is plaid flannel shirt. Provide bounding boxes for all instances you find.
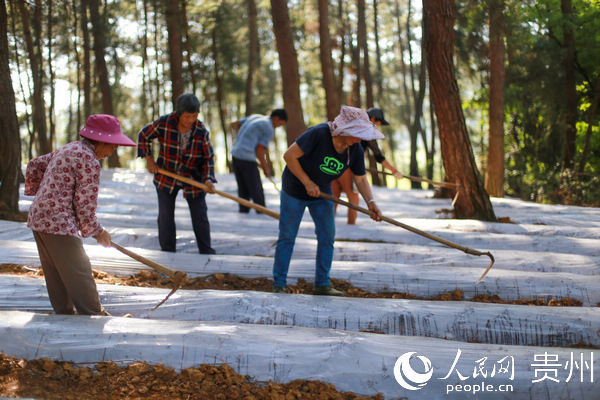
[137,112,216,198]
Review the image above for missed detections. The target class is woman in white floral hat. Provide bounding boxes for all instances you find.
[25,114,135,315]
[272,106,383,296]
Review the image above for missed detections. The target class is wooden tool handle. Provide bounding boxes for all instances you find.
[111,241,178,278]
[319,192,495,283]
[157,168,280,220]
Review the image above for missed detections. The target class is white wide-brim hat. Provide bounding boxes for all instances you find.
[329,105,384,141]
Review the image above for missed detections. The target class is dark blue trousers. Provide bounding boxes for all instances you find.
[156,186,215,254]
[232,157,265,213]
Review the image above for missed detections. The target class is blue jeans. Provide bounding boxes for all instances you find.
[272,190,335,288]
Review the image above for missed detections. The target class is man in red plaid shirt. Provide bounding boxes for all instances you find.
[138,93,217,254]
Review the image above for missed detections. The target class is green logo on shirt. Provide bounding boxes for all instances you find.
[319,156,344,175]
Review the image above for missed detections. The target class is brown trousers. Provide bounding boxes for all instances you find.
[331,169,358,224]
[33,231,107,315]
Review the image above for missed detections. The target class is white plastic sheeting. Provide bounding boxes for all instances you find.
[1,275,598,348]
[3,169,600,399]
[0,310,598,400]
[2,239,599,306]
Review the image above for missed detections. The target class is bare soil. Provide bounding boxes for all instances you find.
[0,353,382,400]
[0,263,584,306]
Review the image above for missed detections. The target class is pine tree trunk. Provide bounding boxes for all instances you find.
[394,0,412,134]
[80,0,91,118]
[336,0,347,106]
[88,0,120,167]
[561,0,577,169]
[245,0,259,116]
[8,0,32,149]
[270,0,306,144]
[165,0,183,107]
[357,0,373,109]
[406,0,422,189]
[212,20,231,171]
[139,0,149,121]
[485,0,505,197]
[318,0,340,121]
[181,0,196,94]
[17,0,50,156]
[0,0,22,214]
[47,0,56,149]
[373,0,384,98]
[423,0,496,221]
[71,0,82,137]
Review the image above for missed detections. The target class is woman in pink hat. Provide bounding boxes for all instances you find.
[272,106,383,296]
[24,114,136,315]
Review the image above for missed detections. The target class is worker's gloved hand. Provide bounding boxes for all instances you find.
[94,229,112,247]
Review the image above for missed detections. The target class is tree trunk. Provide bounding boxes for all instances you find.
[0,0,22,215]
[88,0,120,167]
[47,0,56,149]
[357,0,374,109]
[561,0,577,169]
[17,0,51,156]
[428,90,436,182]
[245,0,259,116]
[153,0,162,116]
[485,0,505,197]
[405,0,422,189]
[349,40,361,107]
[318,0,340,121]
[270,0,306,144]
[8,0,32,150]
[212,19,231,172]
[139,0,149,121]
[357,0,381,186]
[181,0,196,94]
[80,0,91,118]
[70,0,82,137]
[394,0,413,133]
[423,0,496,221]
[372,0,384,98]
[336,0,347,105]
[165,0,183,107]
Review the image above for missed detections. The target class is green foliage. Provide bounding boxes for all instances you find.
[6,0,600,206]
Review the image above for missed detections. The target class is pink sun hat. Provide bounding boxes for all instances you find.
[328,105,384,141]
[79,114,136,146]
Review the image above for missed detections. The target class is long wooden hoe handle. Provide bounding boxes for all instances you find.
[157,168,280,220]
[110,241,187,309]
[367,168,458,189]
[319,192,495,284]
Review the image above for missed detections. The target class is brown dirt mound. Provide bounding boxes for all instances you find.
[0,353,382,400]
[0,263,584,306]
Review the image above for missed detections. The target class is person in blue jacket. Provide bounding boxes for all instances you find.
[272,106,383,296]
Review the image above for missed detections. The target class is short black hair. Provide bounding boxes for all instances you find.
[175,93,200,115]
[270,108,288,121]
